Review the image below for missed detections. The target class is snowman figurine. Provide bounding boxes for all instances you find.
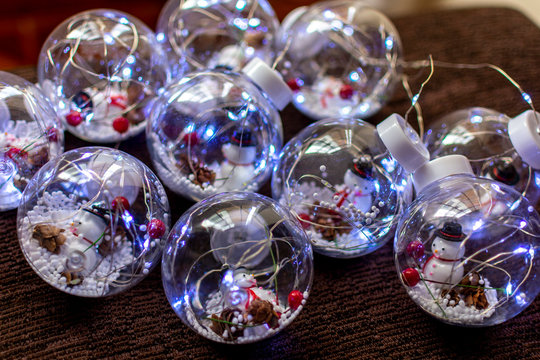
[485,159,520,186]
[335,157,375,214]
[220,128,257,191]
[423,221,467,287]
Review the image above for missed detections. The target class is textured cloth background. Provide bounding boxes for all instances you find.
[1,7,540,360]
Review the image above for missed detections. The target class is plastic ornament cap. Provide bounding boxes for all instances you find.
[508,110,540,169]
[241,58,292,111]
[412,155,473,192]
[376,114,429,173]
[288,290,304,310]
[148,219,166,239]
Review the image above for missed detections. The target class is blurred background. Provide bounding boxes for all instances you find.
[0,0,538,70]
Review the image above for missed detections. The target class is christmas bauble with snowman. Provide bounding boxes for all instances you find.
[147,58,290,201]
[162,192,313,343]
[272,117,414,258]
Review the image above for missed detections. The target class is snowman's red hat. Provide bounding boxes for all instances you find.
[231,128,256,147]
[488,159,519,185]
[351,157,373,180]
[436,221,466,242]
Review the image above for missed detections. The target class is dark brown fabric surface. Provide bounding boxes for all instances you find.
[1,7,540,360]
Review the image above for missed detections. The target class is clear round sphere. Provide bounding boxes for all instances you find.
[17,147,170,297]
[395,174,540,326]
[0,71,64,211]
[38,9,170,143]
[147,68,283,201]
[272,118,413,258]
[162,192,314,344]
[425,107,540,208]
[277,1,402,120]
[156,0,279,79]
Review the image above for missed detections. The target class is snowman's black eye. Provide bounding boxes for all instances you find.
[442,248,445,251]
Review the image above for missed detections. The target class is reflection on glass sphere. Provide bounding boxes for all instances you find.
[17,147,170,297]
[162,192,313,343]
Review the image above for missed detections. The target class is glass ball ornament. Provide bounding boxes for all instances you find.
[162,192,314,344]
[272,118,414,258]
[276,1,402,120]
[156,0,280,79]
[38,9,169,143]
[17,147,170,297]
[425,108,540,208]
[0,71,64,211]
[147,58,291,201]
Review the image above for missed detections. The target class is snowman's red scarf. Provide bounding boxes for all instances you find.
[422,254,461,272]
[334,188,370,208]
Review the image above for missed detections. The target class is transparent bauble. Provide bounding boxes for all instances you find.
[162,192,313,343]
[425,107,540,208]
[272,118,413,258]
[0,71,64,211]
[276,1,402,120]
[147,67,283,201]
[395,174,540,326]
[156,0,279,79]
[38,9,169,143]
[17,147,170,297]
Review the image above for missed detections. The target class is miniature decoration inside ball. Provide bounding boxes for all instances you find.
[147,59,289,201]
[272,118,413,258]
[0,71,64,211]
[17,147,170,297]
[162,192,313,343]
[276,1,402,120]
[424,107,540,208]
[37,9,169,143]
[156,0,279,79]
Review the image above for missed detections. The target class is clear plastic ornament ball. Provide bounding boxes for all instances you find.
[276,1,402,120]
[162,192,314,343]
[17,147,170,297]
[156,0,279,79]
[38,9,169,143]
[0,71,64,211]
[272,118,413,258]
[395,174,540,326]
[147,60,288,201]
[425,108,540,208]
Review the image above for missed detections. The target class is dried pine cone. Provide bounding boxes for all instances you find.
[247,299,279,328]
[32,224,66,254]
[209,308,244,341]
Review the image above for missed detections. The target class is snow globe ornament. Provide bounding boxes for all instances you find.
[272,118,414,258]
[156,0,279,79]
[377,114,540,326]
[0,71,64,211]
[277,1,402,119]
[162,192,313,343]
[425,108,540,208]
[17,147,170,297]
[38,9,169,143]
[147,58,291,201]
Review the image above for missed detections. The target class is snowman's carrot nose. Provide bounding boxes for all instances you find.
[434,249,439,254]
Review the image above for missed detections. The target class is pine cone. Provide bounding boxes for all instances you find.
[247,299,279,328]
[209,308,244,341]
[32,224,66,254]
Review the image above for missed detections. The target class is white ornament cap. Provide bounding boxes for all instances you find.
[413,155,474,192]
[376,113,430,173]
[242,58,292,110]
[508,110,540,169]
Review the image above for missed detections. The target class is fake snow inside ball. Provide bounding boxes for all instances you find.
[147,66,284,202]
[277,1,402,120]
[156,0,279,79]
[17,147,171,297]
[0,71,64,211]
[272,118,413,258]
[425,107,540,209]
[161,192,313,344]
[37,9,169,143]
[395,174,540,326]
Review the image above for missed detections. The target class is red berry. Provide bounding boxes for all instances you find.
[288,290,303,310]
[286,78,301,92]
[66,111,83,126]
[401,268,420,287]
[112,117,130,134]
[111,196,130,211]
[297,213,311,230]
[46,127,59,142]
[5,147,26,160]
[148,219,166,239]
[339,84,354,100]
[406,240,425,259]
[182,132,199,146]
